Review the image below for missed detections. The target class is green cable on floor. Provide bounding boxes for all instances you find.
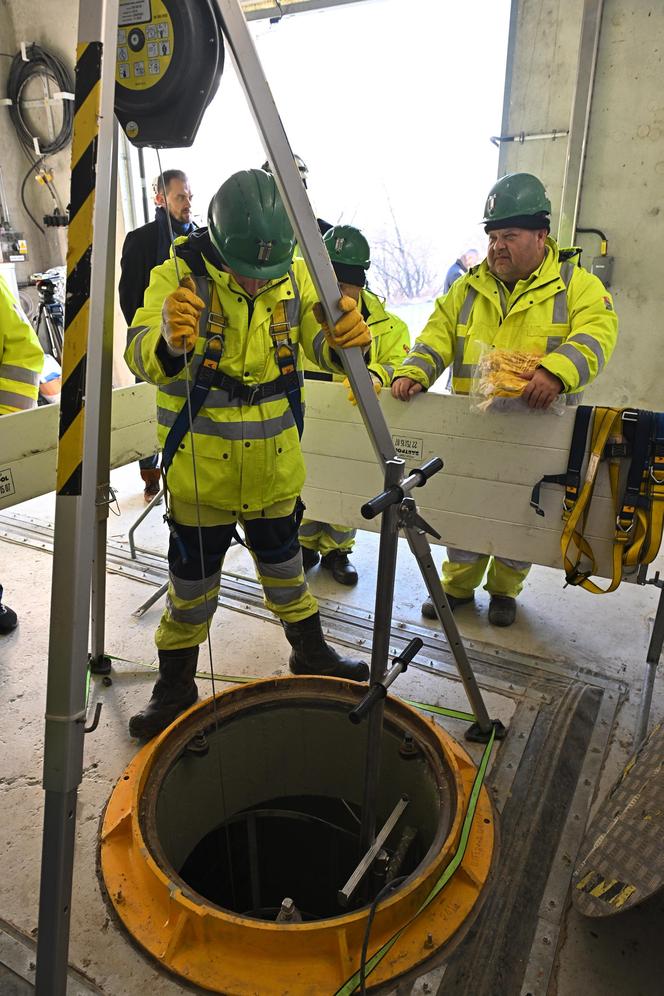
[334,724,496,995]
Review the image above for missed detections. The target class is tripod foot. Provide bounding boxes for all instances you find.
[464,718,507,743]
[89,653,112,676]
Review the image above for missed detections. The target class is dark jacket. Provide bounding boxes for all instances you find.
[119,220,166,330]
[443,258,468,294]
[119,213,196,330]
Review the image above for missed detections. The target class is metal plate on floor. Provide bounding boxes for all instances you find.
[573,721,664,917]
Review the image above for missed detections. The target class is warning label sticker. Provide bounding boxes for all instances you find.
[0,467,16,500]
[119,1,151,27]
[392,435,423,460]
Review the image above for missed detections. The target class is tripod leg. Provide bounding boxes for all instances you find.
[403,524,505,741]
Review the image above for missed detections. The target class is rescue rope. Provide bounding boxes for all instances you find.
[155,148,237,906]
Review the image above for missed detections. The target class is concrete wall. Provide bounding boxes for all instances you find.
[0,0,133,384]
[499,0,664,409]
[0,0,77,279]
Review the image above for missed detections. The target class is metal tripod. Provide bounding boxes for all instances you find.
[35,2,503,993]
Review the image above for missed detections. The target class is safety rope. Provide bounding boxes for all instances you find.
[155,148,237,906]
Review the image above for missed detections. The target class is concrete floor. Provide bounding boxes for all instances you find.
[0,463,663,994]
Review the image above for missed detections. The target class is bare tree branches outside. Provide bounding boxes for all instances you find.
[366,200,443,304]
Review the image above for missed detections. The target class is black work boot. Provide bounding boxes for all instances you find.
[320,550,358,586]
[488,595,517,627]
[421,594,474,620]
[283,613,369,682]
[301,546,320,571]
[0,602,18,633]
[129,646,199,741]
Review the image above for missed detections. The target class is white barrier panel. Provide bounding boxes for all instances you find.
[0,381,623,579]
[301,385,620,578]
[0,385,157,510]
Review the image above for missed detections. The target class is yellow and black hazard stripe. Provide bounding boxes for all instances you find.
[575,870,636,910]
[56,41,102,495]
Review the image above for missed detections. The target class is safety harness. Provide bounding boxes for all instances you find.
[531,406,664,593]
[161,232,304,477]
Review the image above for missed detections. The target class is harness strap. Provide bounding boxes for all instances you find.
[530,405,592,516]
[162,268,305,478]
[623,411,664,568]
[269,292,304,439]
[161,279,225,476]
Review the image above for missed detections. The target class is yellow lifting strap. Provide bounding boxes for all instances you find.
[561,407,664,594]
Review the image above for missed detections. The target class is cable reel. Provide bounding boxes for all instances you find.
[114,0,224,148]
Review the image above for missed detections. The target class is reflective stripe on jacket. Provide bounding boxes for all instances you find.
[303,288,410,382]
[394,237,618,397]
[125,253,342,512]
[0,275,43,414]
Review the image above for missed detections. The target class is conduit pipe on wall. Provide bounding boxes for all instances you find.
[558,0,606,246]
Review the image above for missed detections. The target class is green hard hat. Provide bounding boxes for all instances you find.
[323,225,371,269]
[208,169,295,280]
[483,173,551,226]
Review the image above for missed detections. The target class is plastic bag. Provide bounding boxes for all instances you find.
[470,346,566,415]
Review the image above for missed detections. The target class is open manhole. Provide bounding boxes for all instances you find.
[101,676,496,993]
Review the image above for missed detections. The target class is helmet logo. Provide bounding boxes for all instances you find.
[486,194,496,214]
[334,236,346,253]
[257,240,274,263]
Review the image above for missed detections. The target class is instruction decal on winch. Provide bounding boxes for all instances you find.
[392,435,423,460]
[0,467,16,499]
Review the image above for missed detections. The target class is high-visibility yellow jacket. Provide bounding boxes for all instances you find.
[303,287,410,383]
[125,251,345,513]
[394,238,618,398]
[0,275,43,414]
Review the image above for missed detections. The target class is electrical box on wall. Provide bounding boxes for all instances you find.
[0,230,28,263]
[590,255,614,288]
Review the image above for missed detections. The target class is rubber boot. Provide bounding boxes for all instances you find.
[320,550,358,586]
[301,546,320,571]
[488,595,517,627]
[140,467,162,504]
[421,593,474,620]
[283,612,369,682]
[129,646,199,740]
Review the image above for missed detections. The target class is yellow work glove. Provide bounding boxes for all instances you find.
[313,295,371,351]
[161,275,204,355]
[342,374,382,406]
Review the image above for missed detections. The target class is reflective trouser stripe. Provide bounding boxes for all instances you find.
[158,568,223,650]
[299,518,357,554]
[442,547,531,599]
[156,513,318,649]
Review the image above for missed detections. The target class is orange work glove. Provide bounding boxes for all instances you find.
[342,374,382,406]
[313,295,371,351]
[161,275,204,355]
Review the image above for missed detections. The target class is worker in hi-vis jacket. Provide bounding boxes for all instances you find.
[125,169,371,740]
[0,274,43,633]
[392,172,618,627]
[300,225,410,585]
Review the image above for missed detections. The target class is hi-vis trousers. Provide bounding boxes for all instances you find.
[156,503,317,651]
[442,547,531,600]
[299,518,356,555]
